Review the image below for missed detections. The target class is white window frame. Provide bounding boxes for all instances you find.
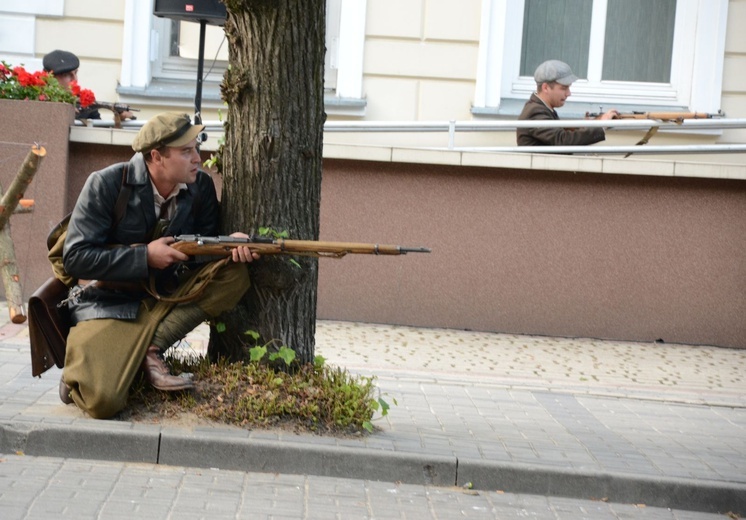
[474,0,728,113]
[121,0,366,111]
[151,16,228,83]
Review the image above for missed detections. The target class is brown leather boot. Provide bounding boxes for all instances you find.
[59,377,74,404]
[141,345,195,391]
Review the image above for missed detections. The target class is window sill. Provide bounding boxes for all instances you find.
[117,80,367,116]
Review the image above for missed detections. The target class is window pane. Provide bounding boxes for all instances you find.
[175,20,229,61]
[602,0,676,82]
[520,0,593,79]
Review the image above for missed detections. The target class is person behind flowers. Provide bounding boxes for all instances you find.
[43,49,134,121]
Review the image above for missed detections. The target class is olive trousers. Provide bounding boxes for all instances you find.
[62,261,250,419]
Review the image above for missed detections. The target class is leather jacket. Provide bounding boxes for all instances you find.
[63,152,220,323]
[516,93,605,147]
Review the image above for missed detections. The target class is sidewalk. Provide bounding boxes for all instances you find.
[0,303,744,516]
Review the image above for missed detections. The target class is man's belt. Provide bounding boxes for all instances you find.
[77,279,144,292]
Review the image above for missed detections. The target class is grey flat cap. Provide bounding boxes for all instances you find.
[534,60,578,86]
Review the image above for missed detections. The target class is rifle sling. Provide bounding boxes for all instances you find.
[144,257,231,304]
[625,126,660,159]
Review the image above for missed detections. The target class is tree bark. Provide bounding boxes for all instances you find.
[210,0,326,364]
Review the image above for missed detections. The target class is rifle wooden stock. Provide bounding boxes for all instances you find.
[171,235,431,258]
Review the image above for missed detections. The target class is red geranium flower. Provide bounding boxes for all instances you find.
[78,88,96,108]
[70,81,96,108]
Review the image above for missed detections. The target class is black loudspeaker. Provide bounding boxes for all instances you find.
[154,0,227,26]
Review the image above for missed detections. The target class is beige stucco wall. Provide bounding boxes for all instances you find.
[723,0,746,144]
[2,0,740,158]
[35,0,128,111]
[363,0,482,121]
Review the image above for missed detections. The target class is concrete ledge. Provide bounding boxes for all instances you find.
[158,431,457,487]
[1,423,159,463]
[457,458,746,515]
[68,126,746,181]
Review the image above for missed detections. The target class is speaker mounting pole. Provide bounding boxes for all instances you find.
[194,19,207,125]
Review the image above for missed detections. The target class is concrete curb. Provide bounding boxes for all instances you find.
[3,422,744,516]
[457,458,746,515]
[159,430,456,486]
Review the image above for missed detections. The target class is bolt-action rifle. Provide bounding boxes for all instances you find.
[85,102,140,128]
[171,235,431,258]
[584,110,724,123]
[59,236,430,308]
[89,101,139,116]
[583,110,725,157]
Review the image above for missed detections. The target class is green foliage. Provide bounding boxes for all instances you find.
[258,227,289,239]
[256,228,301,268]
[126,331,395,434]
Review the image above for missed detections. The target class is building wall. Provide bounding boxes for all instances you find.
[317,158,746,349]
[363,0,482,121]
[723,0,746,144]
[51,142,746,349]
[1,1,743,155]
[0,0,127,109]
[0,100,74,305]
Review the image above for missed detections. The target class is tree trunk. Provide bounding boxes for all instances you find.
[209,0,326,364]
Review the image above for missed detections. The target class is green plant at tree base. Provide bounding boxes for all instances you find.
[127,330,395,434]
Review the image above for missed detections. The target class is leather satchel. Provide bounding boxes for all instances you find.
[28,277,70,377]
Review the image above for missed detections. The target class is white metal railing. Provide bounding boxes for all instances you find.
[76,118,746,155]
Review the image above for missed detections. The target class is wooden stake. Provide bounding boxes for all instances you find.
[0,145,45,231]
[0,225,26,323]
[0,145,45,324]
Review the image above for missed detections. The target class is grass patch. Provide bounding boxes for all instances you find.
[126,350,391,435]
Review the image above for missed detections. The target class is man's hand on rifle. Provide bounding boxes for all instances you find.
[590,109,620,120]
[227,232,261,263]
[148,235,259,268]
[148,237,189,269]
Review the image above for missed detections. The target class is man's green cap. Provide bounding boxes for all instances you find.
[132,112,205,153]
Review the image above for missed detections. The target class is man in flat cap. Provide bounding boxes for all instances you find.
[59,112,258,419]
[43,49,134,121]
[516,59,618,146]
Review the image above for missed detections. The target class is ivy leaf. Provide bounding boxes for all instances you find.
[378,397,391,417]
[249,346,267,362]
[277,346,296,366]
[244,330,261,342]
